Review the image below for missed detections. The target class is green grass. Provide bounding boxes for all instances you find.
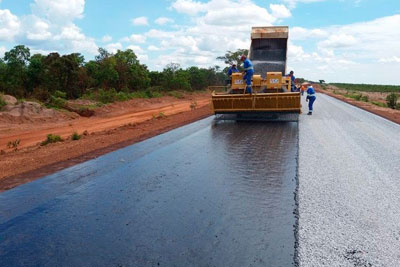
[342,91,369,102]
[71,132,81,141]
[41,134,63,146]
[83,88,163,104]
[331,83,400,93]
[371,101,387,108]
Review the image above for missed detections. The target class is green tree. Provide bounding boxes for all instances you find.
[187,66,208,90]
[114,49,150,91]
[3,45,31,97]
[27,54,46,95]
[162,63,191,91]
[217,49,248,70]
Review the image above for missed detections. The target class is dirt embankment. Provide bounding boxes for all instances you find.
[314,84,400,125]
[0,92,212,191]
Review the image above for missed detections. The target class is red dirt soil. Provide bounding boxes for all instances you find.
[0,93,212,191]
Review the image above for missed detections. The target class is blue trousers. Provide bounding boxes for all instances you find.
[308,96,316,111]
[243,72,253,94]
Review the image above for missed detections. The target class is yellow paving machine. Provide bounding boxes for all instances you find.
[211,26,301,121]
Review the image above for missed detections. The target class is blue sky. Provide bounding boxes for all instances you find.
[0,0,399,84]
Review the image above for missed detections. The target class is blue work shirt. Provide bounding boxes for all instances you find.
[243,58,254,74]
[227,66,239,76]
[291,75,295,83]
[306,87,316,98]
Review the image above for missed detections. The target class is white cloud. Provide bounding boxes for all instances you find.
[0,46,6,57]
[318,34,358,48]
[0,9,20,41]
[171,0,208,16]
[102,35,112,42]
[137,54,148,61]
[287,15,400,84]
[379,56,400,63]
[105,42,122,53]
[0,0,99,56]
[148,45,160,51]
[31,0,85,23]
[25,16,51,41]
[129,34,146,44]
[127,45,144,54]
[155,17,174,25]
[132,16,149,26]
[290,26,328,40]
[146,0,281,69]
[282,0,326,9]
[270,4,291,19]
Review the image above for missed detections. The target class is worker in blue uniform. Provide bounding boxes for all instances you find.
[306,85,316,115]
[240,55,253,94]
[288,70,296,92]
[227,64,239,76]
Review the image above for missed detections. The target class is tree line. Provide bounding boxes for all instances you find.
[0,45,226,101]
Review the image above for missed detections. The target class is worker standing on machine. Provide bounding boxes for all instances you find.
[240,55,253,94]
[226,64,239,87]
[227,64,239,76]
[306,85,316,115]
[288,70,296,92]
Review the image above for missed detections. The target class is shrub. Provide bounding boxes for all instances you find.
[53,90,67,99]
[386,93,398,109]
[360,95,369,102]
[190,101,198,110]
[131,89,162,99]
[0,94,6,110]
[97,88,118,104]
[41,134,63,146]
[116,91,131,101]
[71,132,81,140]
[47,95,66,109]
[152,112,166,119]
[7,139,20,151]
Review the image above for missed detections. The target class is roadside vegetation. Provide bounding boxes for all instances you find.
[41,134,63,146]
[330,83,400,93]
[0,94,6,110]
[71,132,81,141]
[0,45,227,111]
[328,83,400,110]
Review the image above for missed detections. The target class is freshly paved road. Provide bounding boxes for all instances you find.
[0,117,298,267]
[298,93,400,266]
[2,92,399,267]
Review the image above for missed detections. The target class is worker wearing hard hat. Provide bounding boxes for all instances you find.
[240,55,254,94]
[306,85,316,115]
[227,64,239,76]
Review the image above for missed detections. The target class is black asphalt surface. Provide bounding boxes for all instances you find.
[0,117,299,267]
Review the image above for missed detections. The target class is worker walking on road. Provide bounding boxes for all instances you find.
[306,85,316,115]
[240,55,253,94]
